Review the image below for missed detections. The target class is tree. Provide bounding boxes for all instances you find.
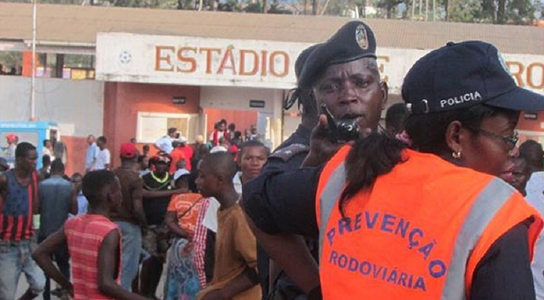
[447,0,535,24]
[377,0,404,18]
[448,0,484,22]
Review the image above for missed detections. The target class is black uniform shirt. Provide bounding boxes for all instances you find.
[243,166,536,300]
[256,123,312,298]
[265,124,312,173]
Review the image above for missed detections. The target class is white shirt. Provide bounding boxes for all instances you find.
[201,172,243,232]
[525,171,544,299]
[202,197,220,232]
[42,148,55,163]
[155,135,174,154]
[85,142,98,169]
[209,130,227,144]
[233,172,243,194]
[94,148,111,170]
[42,148,52,158]
[210,145,227,153]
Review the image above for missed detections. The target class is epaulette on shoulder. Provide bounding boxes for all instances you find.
[269,143,310,162]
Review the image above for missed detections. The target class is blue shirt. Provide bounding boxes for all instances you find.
[76,191,88,215]
[38,175,73,239]
[85,142,98,169]
[2,171,31,216]
[68,191,88,219]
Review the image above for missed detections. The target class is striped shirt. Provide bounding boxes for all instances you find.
[65,214,121,300]
[0,171,38,241]
[193,199,210,289]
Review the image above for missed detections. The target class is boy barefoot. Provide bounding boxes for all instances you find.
[32,170,150,300]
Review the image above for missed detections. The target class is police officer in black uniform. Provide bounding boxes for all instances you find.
[250,21,388,300]
[259,45,319,300]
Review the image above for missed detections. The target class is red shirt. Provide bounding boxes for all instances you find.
[169,148,187,174]
[65,214,121,300]
[180,145,194,171]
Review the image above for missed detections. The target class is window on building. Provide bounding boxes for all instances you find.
[136,112,200,144]
[63,54,95,79]
[36,53,56,77]
[0,51,22,75]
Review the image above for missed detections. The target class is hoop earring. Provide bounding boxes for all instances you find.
[452,151,462,159]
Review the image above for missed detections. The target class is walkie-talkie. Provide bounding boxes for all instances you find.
[320,104,360,142]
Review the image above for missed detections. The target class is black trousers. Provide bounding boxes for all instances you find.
[39,238,70,300]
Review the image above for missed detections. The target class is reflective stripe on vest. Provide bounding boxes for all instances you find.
[318,164,513,299]
[441,178,513,300]
[318,162,346,260]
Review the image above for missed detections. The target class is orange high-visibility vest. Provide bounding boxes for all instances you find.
[316,146,542,300]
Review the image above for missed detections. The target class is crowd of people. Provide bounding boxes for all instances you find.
[1,19,544,300]
[0,119,270,300]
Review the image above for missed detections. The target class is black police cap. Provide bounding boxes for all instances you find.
[403,41,544,115]
[298,21,377,89]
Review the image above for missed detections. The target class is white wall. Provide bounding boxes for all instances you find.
[200,86,282,113]
[0,75,104,137]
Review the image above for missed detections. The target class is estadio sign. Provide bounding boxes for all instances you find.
[96,33,307,89]
[96,33,544,94]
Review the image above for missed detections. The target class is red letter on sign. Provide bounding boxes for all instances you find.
[261,50,268,76]
[200,48,221,74]
[217,48,237,75]
[155,46,175,72]
[506,61,525,87]
[177,47,197,73]
[527,63,544,89]
[239,50,259,76]
[269,51,289,78]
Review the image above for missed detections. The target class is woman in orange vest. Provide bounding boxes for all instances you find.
[242,41,544,300]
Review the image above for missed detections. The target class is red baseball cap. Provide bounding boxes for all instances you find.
[5,133,17,141]
[120,142,137,158]
[228,145,239,153]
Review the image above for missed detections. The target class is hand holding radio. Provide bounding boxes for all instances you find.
[320,104,360,143]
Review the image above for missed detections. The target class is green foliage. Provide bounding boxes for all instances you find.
[447,0,535,24]
[268,0,291,13]
[376,0,404,18]
[0,0,538,24]
[217,0,242,11]
[448,0,485,22]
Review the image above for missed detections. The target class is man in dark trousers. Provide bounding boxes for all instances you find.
[140,154,183,299]
[38,160,77,300]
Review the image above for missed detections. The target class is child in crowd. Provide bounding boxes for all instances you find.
[164,170,206,300]
[32,170,149,300]
[195,152,260,300]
